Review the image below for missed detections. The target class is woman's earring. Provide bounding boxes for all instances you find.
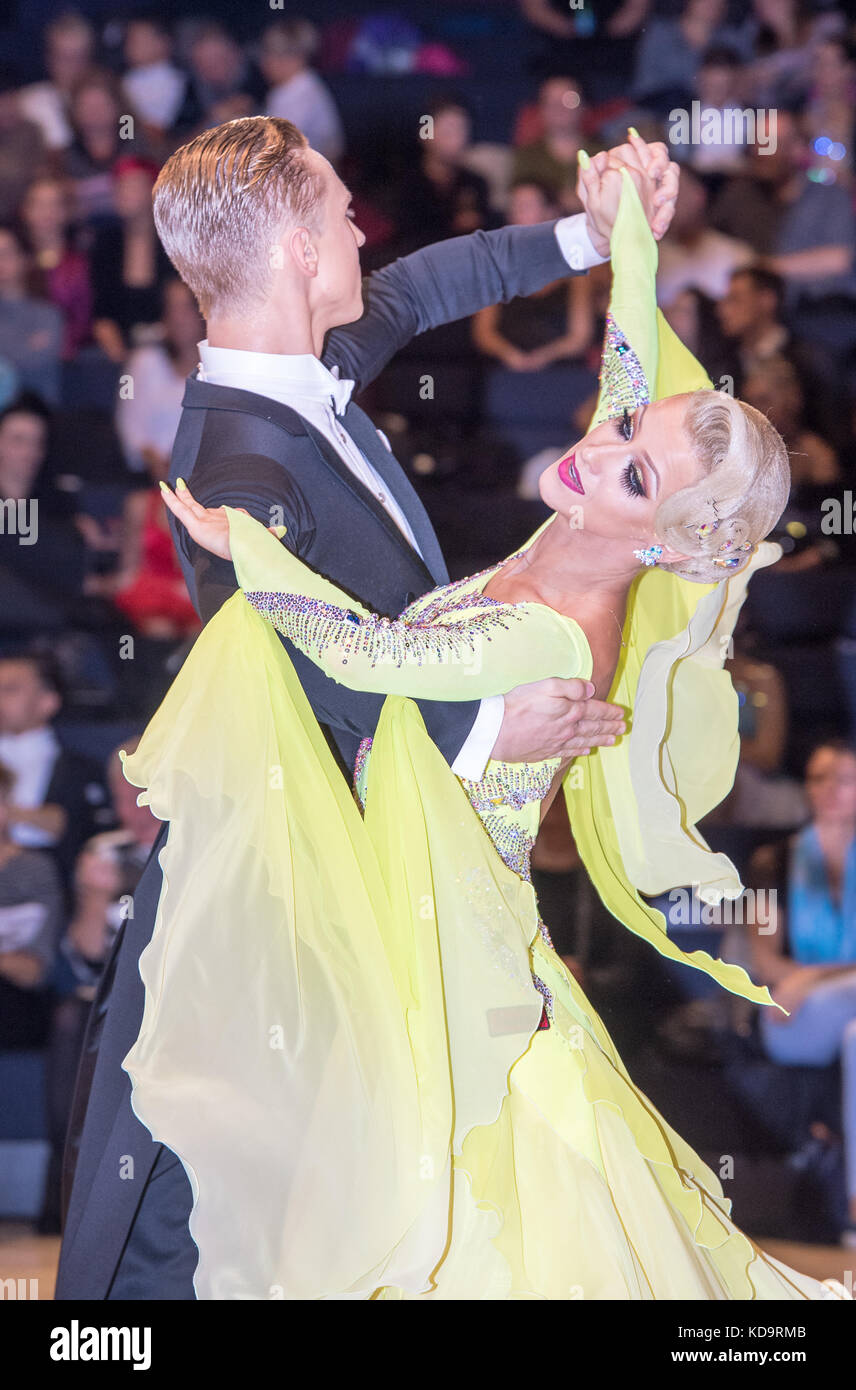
[633,544,663,567]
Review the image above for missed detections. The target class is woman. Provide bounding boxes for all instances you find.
[749,739,856,1245]
[123,171,849,1300]
[89,156,172,363]
[19,175,93,359]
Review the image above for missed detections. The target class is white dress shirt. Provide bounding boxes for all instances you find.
[196,211,605,779]
[0,725,60,847]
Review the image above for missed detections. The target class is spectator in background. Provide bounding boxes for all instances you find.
[511,76,586,215]
[748,739,856,1244]
[175,21,265,134]
[631,0,753,115]
[90,156,171,364]
[0,67,49,222]
[63,70,143,226]
[0,395,90,631]
[0,652,107,887]
[710,110,856,325]
[660,286,731,387]
[804,34,856,187]
[116,277,203,474]
[260,18,344,164]
[395,96,492,250]
[20,176,93,359]
[121,14,187,143]
[0,224,63,404]
[40,734,158,1232]
[681,45,750,175]
[742,355,840,488]
[472,180,594,371]
[0,758,64,1051]
[656,166,754,308]
[744,0,841,111]
[17,11,96,153]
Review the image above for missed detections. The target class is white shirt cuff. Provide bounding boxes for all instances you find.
[554,213,610,272]
[450,695,504,781]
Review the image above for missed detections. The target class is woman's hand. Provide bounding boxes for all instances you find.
[159,479,236,560]
[577,129,679,255]
[159,479,285,561]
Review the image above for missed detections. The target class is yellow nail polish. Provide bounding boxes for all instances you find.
[578,149,590,169]
[176,477,187,490]
[272,525,287,538]
[628,126,639,137]
[158,479,169,492]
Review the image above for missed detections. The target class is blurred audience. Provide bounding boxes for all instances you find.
[20,176,93,359]
[90,156,171,363]
[0,224,63,404]
[396,95,493,250]
[116,277,203,474]
[748,739,856,1242]
[17,12,96,153]
[260,18,344,163]
[121,15,187,142]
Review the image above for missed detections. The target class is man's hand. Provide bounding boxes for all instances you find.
[578,129,679,257]
[491,676,625,763]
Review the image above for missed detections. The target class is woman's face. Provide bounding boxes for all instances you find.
[23,181,68,238]
[538,395,704,557]
[114,169,155,221]
[805,747,856,824]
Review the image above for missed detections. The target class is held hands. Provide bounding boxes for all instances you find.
[158,479,286,559]
[578,128,679,258]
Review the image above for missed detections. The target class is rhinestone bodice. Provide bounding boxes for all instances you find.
[355,553,564,885]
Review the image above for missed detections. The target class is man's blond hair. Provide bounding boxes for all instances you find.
[153,116,324,319]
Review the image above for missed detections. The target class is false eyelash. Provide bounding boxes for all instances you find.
[616,408,634,442]
[622,460,646,498]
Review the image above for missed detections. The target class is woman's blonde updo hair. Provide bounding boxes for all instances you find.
[653,390,790,584]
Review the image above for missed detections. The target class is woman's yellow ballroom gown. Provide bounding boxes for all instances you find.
[119,173,851,1300]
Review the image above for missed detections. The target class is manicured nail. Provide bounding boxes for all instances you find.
[158,479,169,493]
[272,525,287,538]
[628,126,639,137]
[176,477,187,490]
[577,149,590,169]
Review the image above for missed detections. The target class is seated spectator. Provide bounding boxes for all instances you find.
[744,0,842,111]
[716,266,842,444]
[0,758,63,1050]
[175,21,265,134]
[472,180,595,371]
[90,156,172,363]
[0,67,49,221]
[710,111,856,327]
[656,167,754,308]
[511,76,587,215]
[20,175,93,359]
[660,286,732,387]
[747,739,856,1244]
[17,11,96,153]
[116,277,203,474]
[121,14,187,143]
[62,70,144,226]
[395,96,493,250]
[0,224,62,404]
[631,0,753,115]
[90,428,200,639]
[40,733,158,1231]
[260,18,344,164]
[742,355,840,488]
[680,45,750,174]
[0,651,107,885]
[804,33,855,187]
[519,0,651,98]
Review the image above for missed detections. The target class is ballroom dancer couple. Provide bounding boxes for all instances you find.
[56,116,849,1300]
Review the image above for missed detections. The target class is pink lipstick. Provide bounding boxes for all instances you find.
[558,452,584,494]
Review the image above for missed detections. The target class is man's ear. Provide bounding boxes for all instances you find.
[287,225,318,277]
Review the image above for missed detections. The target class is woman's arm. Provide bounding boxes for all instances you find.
[161,482,589,702]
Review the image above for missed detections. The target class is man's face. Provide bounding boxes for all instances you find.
[0,662,59,735]
[717,274,760,338]
[47,29,93,90]
[304,153,366,330]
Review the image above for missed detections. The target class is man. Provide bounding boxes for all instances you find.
[56,116,678,1300]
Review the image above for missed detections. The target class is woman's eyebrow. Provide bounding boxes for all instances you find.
[635,404,659,496]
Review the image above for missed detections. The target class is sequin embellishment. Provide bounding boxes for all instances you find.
[244,589,527,672]
[599,311,651,419]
